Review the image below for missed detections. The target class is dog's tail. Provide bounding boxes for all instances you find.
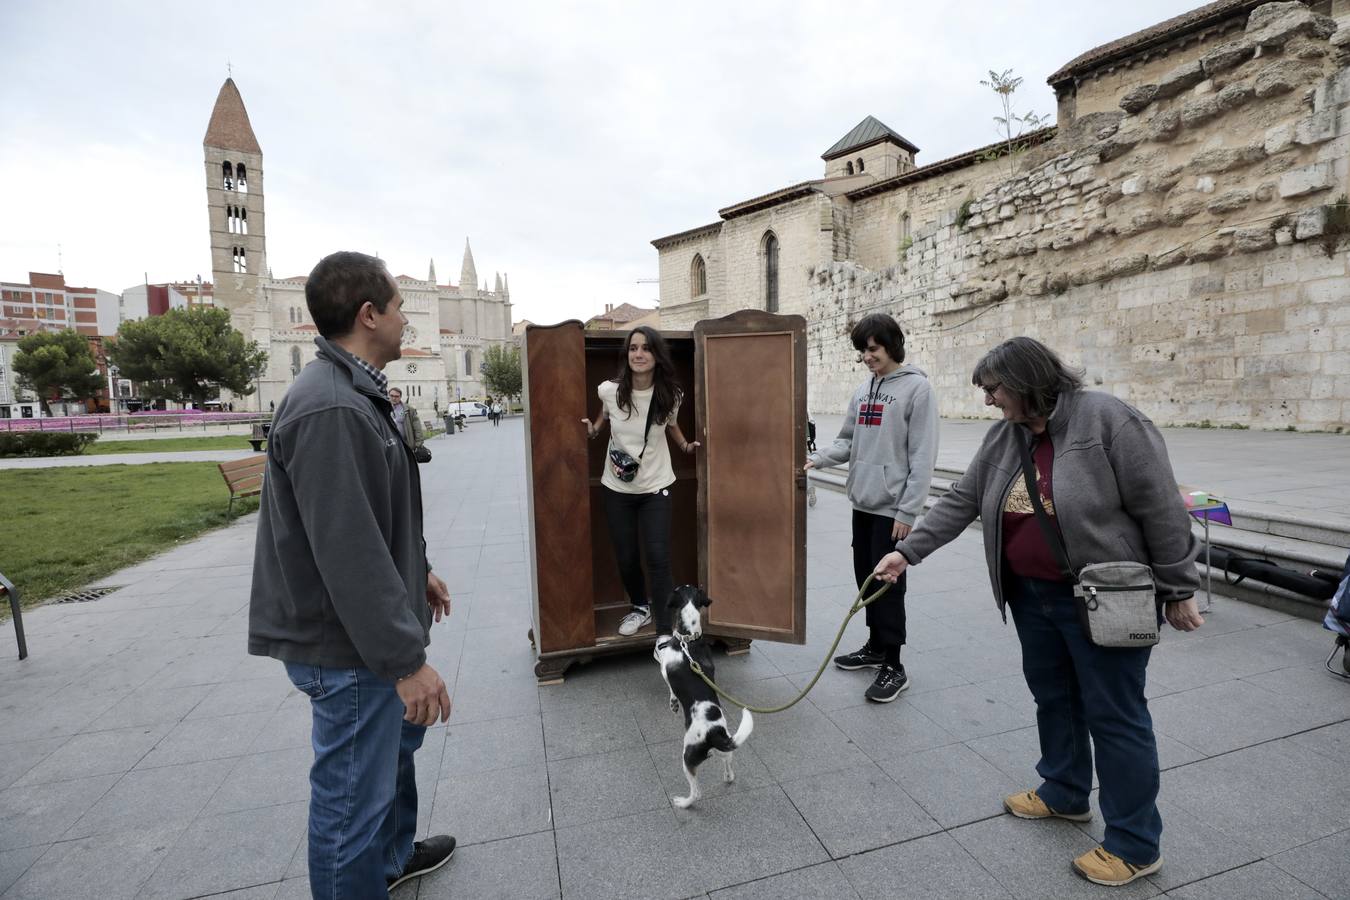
[710,709,753,752]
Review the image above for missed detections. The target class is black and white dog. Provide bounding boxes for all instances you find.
[653,585,754,808]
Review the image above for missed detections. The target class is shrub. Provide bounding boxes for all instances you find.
[0,431,98,458]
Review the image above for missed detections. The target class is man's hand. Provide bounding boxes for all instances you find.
[1164,597,1204,632]
[874,551,909,583]
[891,520,911,541]
[395,664,451,726]
[427,572,451,623]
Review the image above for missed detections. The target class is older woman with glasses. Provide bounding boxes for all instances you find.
[874,336,1203,888]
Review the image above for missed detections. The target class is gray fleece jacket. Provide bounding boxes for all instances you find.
[896,389,1200,617]
[808,365,939,526]
[248,337,431,681]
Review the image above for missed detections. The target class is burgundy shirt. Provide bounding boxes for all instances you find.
[1001,434,1069,582]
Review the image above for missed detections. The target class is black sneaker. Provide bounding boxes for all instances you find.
[865,665,909,702]
[388,834,456,890]
[834,643,884,670]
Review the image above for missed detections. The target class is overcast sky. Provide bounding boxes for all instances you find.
[1,0,1195,324]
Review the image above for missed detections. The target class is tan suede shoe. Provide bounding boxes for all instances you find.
[1002,790,1092,822]
[1071,846,1162,886]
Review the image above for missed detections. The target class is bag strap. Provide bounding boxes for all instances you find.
[636,394,658,460]
[1014,427,1076,582]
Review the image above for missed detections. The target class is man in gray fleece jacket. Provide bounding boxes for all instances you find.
[249,251,455,898]
[806,313,938,702]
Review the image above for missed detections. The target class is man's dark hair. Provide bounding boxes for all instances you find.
[971,336,1085,419]
[305,251,395,338]
[850,313,905,364]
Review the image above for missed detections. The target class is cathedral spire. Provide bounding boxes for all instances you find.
[428,258,436,283]
[203,78,261,153]
[494,272,503,294]
[460,238,478,297]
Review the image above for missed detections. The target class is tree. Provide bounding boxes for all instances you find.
[108,307,267,408]
[480,342,522,404]
[979,69,1049,177]
[12,330,105,414]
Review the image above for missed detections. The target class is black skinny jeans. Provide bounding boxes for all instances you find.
[852,510,908,649]
[602,486,674,632]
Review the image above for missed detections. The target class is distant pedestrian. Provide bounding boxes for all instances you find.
[491,399,503,426]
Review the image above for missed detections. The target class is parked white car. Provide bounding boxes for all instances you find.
[447,400,489,419]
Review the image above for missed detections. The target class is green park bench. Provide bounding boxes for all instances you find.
[0,572,27,661]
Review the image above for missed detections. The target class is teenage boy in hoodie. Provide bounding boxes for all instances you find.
[806,313,938,702]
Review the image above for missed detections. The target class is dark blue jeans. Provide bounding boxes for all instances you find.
[284,663,426,899]
[1006,576,1162,866]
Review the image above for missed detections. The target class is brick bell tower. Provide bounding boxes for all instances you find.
[203,77,268,334]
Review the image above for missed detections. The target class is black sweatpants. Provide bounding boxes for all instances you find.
[852,510,908,649]
[602,486,674,632]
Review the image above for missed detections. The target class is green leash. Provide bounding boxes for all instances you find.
[680,573,893,715]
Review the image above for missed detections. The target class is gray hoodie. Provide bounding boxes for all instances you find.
[248,337,431,681]
[808,365,939,526]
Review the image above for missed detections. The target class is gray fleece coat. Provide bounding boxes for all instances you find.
[896,389,1200,617]
[808,365,939,526]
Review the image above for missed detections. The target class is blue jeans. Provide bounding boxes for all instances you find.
[1006,576,1162,866]
[284,663,426,900]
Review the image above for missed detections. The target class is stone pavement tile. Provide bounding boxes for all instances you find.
[918,636,1026,683]
[839,831,1016,900]
[0,773,119,851]
[541,698,645,761]
[828,700,957,763]
[902,612,988,654]
[1165,860,1326,900]
[3,824,184,900]
[81,683,213,733]
[465,594,530,631]
[709,861,860,900]
[784,666,875,713]
[414,831,560,900]
[898,681,1031,742]
[458,623,540,682]
[749,699,870,782]
[1286,719,1350,763]
[647,737,775,805]
[135,711,271,769]
[1241,662,1350,709]
[0,738,67,791]
[448,670,541,726]
[0,689,131,744]
[1147,626,1318,691]
[273,877,310,899]
[0,846,47,895]
[778,761,940,858]
[12,723,171,787]
[1149,680,1339,756]
[440,711,544,777]
[554,808,702,900]
[1160,739,1347,856]
[203,885,281,899]
[184,674,294,720]
[1074,798,1263,893]
[951,815,1162,900]
[709,646,785,686]
[879,741,1019,829]
[1270,830,1350,898]
[65,758,236,839]
[538,656,656,714]
[248,701,312,754]
[675,785,831,893]
[202,747,312,816]
[547,745,669,827]
[964,725,1044,785]
[427,762,551,846]
[414,726,447,840]
[139,801,306,900]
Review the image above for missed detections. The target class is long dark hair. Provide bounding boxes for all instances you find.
[614,325,682,424]
[971,336,1084,419]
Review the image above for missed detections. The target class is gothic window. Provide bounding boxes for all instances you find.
[464,350,472,375]
[900,212,911,249]
[762,231,779,313]
[222,161,234,191]
[236,164,248,194]
[856,157,864,173]
[290,346,302,377]
[239,207,247,235]
[844,161,854,176]
[690,254,707,299]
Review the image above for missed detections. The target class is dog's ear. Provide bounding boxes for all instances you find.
[697,588,712,609]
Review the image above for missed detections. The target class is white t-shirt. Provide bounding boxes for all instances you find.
[598,381,678,494]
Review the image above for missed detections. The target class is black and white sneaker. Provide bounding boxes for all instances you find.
[388,835,456,891]
[834,643,885,670]
[865,665,909,703]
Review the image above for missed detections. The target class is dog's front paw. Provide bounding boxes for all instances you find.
[669,696,680,714]
[672,795,694,809]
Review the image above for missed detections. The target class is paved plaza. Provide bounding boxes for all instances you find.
[0,417,1348,898]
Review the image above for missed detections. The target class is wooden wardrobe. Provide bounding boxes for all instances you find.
[522,310,809,683]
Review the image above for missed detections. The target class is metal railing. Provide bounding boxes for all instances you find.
[0,411,272,435]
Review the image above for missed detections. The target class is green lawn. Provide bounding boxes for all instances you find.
[87,435,253,454]
[0,462,255,610]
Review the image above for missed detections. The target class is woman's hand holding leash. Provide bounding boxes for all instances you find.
[874,551,909,583]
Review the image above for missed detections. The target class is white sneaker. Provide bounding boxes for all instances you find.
[618,606,652,636]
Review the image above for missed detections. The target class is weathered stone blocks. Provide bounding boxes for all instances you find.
[1181,95,1222,127]
[1215,81,1255,111]
[1119,84,1158,114]
[1245,1,1336,50]
[1154,60,1205,101]
[1208,189,1254,213]
[1253,60,1316,97]
[1279,162,1335,198]
[1188,145,1266,173]
[1147,109,1181,142]
[1294,109,1337,145]
[1234,226,1277,252]
[1201,39,1255,75]
[1164,195,1207,226]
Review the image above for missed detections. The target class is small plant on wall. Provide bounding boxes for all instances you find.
[979,68,1050,178]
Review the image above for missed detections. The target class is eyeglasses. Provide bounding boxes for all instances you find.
[979,383,1001,398]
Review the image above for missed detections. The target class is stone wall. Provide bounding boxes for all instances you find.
[806,2,1350,430]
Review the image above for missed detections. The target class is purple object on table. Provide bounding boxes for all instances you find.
[1188,502,1232,527]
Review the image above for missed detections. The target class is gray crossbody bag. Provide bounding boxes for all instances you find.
[1015,430,1160,648]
